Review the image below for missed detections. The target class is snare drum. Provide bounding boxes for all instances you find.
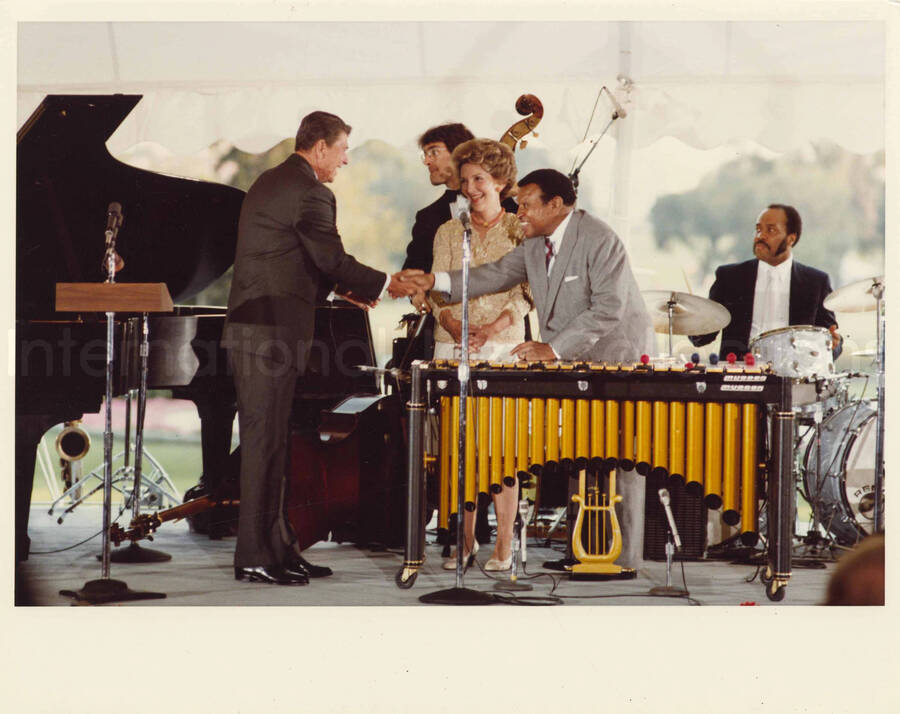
[750,325,835,379]
[801,401,879,546]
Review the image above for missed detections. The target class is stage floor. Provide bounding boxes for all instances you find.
[16,504,838,606]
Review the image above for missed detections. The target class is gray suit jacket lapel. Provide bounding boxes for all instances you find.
[545,213,580,314]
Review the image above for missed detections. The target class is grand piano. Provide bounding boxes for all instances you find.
[16,94,400,562]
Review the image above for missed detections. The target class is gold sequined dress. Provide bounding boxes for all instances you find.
[428,212,531,361]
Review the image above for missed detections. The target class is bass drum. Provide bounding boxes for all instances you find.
[802,401,879,546]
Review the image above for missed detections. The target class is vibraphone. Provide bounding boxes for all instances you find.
[396,359,796,601]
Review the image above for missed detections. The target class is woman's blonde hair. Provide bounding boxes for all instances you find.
[451,138,517,199]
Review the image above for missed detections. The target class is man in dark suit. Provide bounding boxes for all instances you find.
[691,204,842,360]
[400,124,520,368]
[222,111,409,585]
[402,123,475,273]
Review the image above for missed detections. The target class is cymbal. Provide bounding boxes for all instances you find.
[823,275,884,313]
[641,290,731,335]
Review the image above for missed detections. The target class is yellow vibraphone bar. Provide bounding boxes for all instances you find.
[398,360,796,601]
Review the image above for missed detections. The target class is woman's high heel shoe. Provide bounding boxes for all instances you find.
[484,553,512,571]
[442,540,479,569]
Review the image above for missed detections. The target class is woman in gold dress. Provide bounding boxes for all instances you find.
[425,138,530,572]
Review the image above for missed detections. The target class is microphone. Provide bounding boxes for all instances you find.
[102,202,124,277]
[454,195,472,232]
[658,488,682,550]
[602,86,627,120]
[105,202,123,242]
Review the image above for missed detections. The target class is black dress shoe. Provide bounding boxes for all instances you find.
[234,565,308,585]
[284,555,333,578]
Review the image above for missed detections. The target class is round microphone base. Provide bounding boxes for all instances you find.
[419,587,497,605]
[648,585,689,598]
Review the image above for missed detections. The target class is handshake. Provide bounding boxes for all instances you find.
[387,269,437,312]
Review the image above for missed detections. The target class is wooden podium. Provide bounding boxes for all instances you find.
[55,282,173,603]
[55,282,174,313]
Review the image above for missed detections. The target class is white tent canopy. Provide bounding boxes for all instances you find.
[18,21,885,156]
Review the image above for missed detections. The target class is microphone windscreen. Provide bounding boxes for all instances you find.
[658,488,670,506]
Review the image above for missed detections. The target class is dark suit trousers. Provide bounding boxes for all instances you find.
[228,348,300,568]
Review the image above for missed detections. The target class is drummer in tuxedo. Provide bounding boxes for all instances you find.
[690,204,842,359]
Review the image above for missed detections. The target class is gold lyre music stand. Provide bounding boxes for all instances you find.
[570,466,636,581]
[56,282,173,604]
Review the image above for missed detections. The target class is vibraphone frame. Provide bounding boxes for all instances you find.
[396,360,795,601]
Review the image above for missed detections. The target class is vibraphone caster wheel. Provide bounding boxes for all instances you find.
[766,581,786,602]
[395,567,418,590]
[760,566,774,586]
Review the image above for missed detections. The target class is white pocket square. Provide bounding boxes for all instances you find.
[563,275,580,283]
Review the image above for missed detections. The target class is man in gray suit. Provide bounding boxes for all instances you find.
[397,168,653,569]
[398,168,653,363]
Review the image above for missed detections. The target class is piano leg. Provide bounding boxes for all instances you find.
[16,414,68,561]
[183,390,237,539]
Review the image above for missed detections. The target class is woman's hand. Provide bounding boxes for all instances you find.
[411,292,431,314]
[468,325,489,352]
[439,313,463,344]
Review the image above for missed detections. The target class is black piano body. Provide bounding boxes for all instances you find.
[16,94,384,560]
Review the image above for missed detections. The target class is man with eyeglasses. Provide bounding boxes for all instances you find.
[404,123,473,272]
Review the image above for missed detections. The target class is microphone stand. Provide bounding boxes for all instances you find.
[420,214,495,605]
[649,490,689,597]
[568,87,625,194]
[61,205,164,604]
[109,314,172,563]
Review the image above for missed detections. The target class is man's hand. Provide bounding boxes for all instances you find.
[828,324,843,350]
[337,291,377,311]
[388,271,423,298]
[395,269,436,293]
[510,341,557,362]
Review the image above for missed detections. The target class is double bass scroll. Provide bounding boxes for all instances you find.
[499,94,543,151]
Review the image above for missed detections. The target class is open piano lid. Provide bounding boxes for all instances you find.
[17,94,245,320]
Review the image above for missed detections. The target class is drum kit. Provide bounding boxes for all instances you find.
[642,275,885,555]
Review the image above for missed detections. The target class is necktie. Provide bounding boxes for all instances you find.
[758,268,772,333]
[544,237,553,271]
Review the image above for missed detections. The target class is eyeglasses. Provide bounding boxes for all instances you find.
[419,146,447,162]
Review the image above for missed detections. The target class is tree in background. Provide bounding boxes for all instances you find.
[649,142,884,289]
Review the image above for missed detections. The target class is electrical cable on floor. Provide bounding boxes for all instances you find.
[29,528,105,554]
[29,509,127,555]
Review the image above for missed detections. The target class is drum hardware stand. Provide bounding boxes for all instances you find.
[872,279,885,534]
[420,200,495,605]
[47,389,180,524]
[649,488,689,597]
[48,442,180,523]
[791,401,835,567]
[495,497,533,592]
[666,294,676,358]
[60,203,166,604]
